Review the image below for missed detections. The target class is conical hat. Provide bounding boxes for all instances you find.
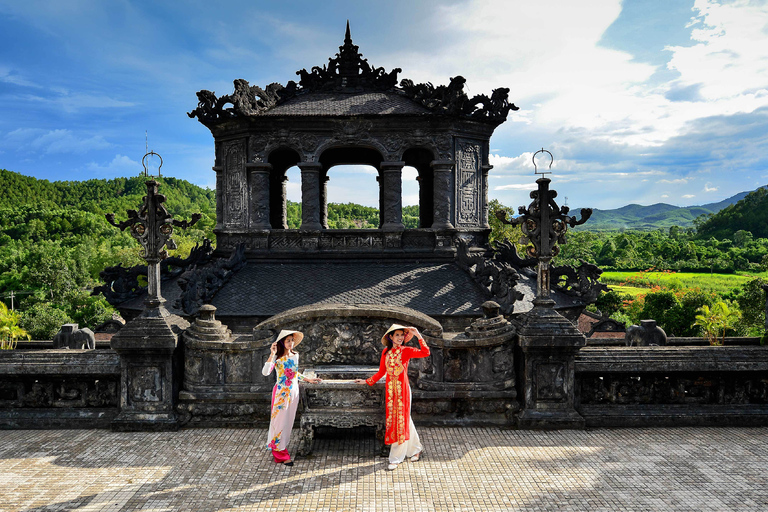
[381,324,414,346]
[276,329,304,347]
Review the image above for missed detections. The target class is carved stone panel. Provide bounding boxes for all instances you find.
[224,140,248,229]
[318,232,384,250]
[0,378,118,409]
[128,366,164,404]
[249,168,271,229]
[536,363,566,401]
[298,321,385,366]
[455,139,482,228]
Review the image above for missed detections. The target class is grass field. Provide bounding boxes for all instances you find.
[600,270,767,296]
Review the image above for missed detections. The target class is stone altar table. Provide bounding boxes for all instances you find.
[298,365,385,456]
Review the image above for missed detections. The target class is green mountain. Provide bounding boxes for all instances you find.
[575,189,758,231]
[696,186,768,240]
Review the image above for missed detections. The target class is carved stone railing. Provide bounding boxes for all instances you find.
[0,350,120,429]
[575,345,768,427]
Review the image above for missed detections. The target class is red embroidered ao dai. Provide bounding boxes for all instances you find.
[366,339,430,445]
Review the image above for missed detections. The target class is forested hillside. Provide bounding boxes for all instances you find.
[695,186,768,240]
[576,188,755,231]
[0,169,216,339]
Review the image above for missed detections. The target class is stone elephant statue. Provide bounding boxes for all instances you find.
[53,324,96,350]
[625,320,667,347]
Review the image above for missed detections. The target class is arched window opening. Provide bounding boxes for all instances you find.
[403,148,435,228]
[402,166,419,229]
[283,166,301,228]
[324,164,380,229]
[319,147,384,230]
[268,148,301,229]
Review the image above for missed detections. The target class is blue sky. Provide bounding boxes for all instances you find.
[1,0,767,210]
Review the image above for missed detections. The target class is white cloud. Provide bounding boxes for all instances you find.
[658,178,689,184]
[704,182,719,192]
[494,183,539,191]
[661,194,670,198]
[682,194,696,198]
[4,128,111,154]
[86,154,141,176]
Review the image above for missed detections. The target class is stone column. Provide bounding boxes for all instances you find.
[246,162,272,230]
[481,164,492,229]
[431,160,454,229]
[281,175,289,229]
[321,174,330,229]
[298,162,323,231]
[379,161,405,231]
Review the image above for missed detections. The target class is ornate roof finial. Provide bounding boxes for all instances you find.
[345,20,351,45]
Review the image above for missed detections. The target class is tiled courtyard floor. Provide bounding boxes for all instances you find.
[0,426,766,511]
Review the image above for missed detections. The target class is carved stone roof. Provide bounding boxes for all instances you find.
[188,23,517,126]
[263,91,431,117]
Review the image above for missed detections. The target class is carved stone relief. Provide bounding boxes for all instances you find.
[297,321,384,365]
[456,139,481,227]
[0,378,118,408]
[224,141,248,228]
[128,366,163,403]
[579,373,768,405]
[249,169,271,228]
[536,363,566,401]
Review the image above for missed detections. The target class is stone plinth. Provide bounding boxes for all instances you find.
[515,303,586,429]
[110,307,183,432]
[177,305,270,427]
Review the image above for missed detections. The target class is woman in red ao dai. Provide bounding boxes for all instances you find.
[355,324,430,470]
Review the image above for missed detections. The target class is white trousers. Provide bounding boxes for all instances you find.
[388,417,423,464]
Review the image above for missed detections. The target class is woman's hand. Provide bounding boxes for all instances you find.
[353,379,367,385]
[408,326,422,340]
[307,377,322,384]
[269,342,277,355]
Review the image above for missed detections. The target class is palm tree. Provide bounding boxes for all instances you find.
[694,301,740,346]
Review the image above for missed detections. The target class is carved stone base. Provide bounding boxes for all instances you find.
[517,409,585,430]
[111,412,180,432]
[298,409,385,456]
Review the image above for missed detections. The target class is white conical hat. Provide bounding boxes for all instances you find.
[380,324,414,346]
[276,329,304,347]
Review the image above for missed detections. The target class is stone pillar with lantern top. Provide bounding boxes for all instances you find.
[106,164,201,431]
[496,149,593,429]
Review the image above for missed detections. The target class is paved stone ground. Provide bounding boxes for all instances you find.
[0,427,766,511]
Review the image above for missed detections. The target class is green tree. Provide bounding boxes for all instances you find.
[20,302,73,341]
[733,278,766,336]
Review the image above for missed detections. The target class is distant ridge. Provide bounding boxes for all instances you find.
[575,188,760,231]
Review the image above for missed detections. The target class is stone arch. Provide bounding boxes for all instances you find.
[267,147,301,229]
